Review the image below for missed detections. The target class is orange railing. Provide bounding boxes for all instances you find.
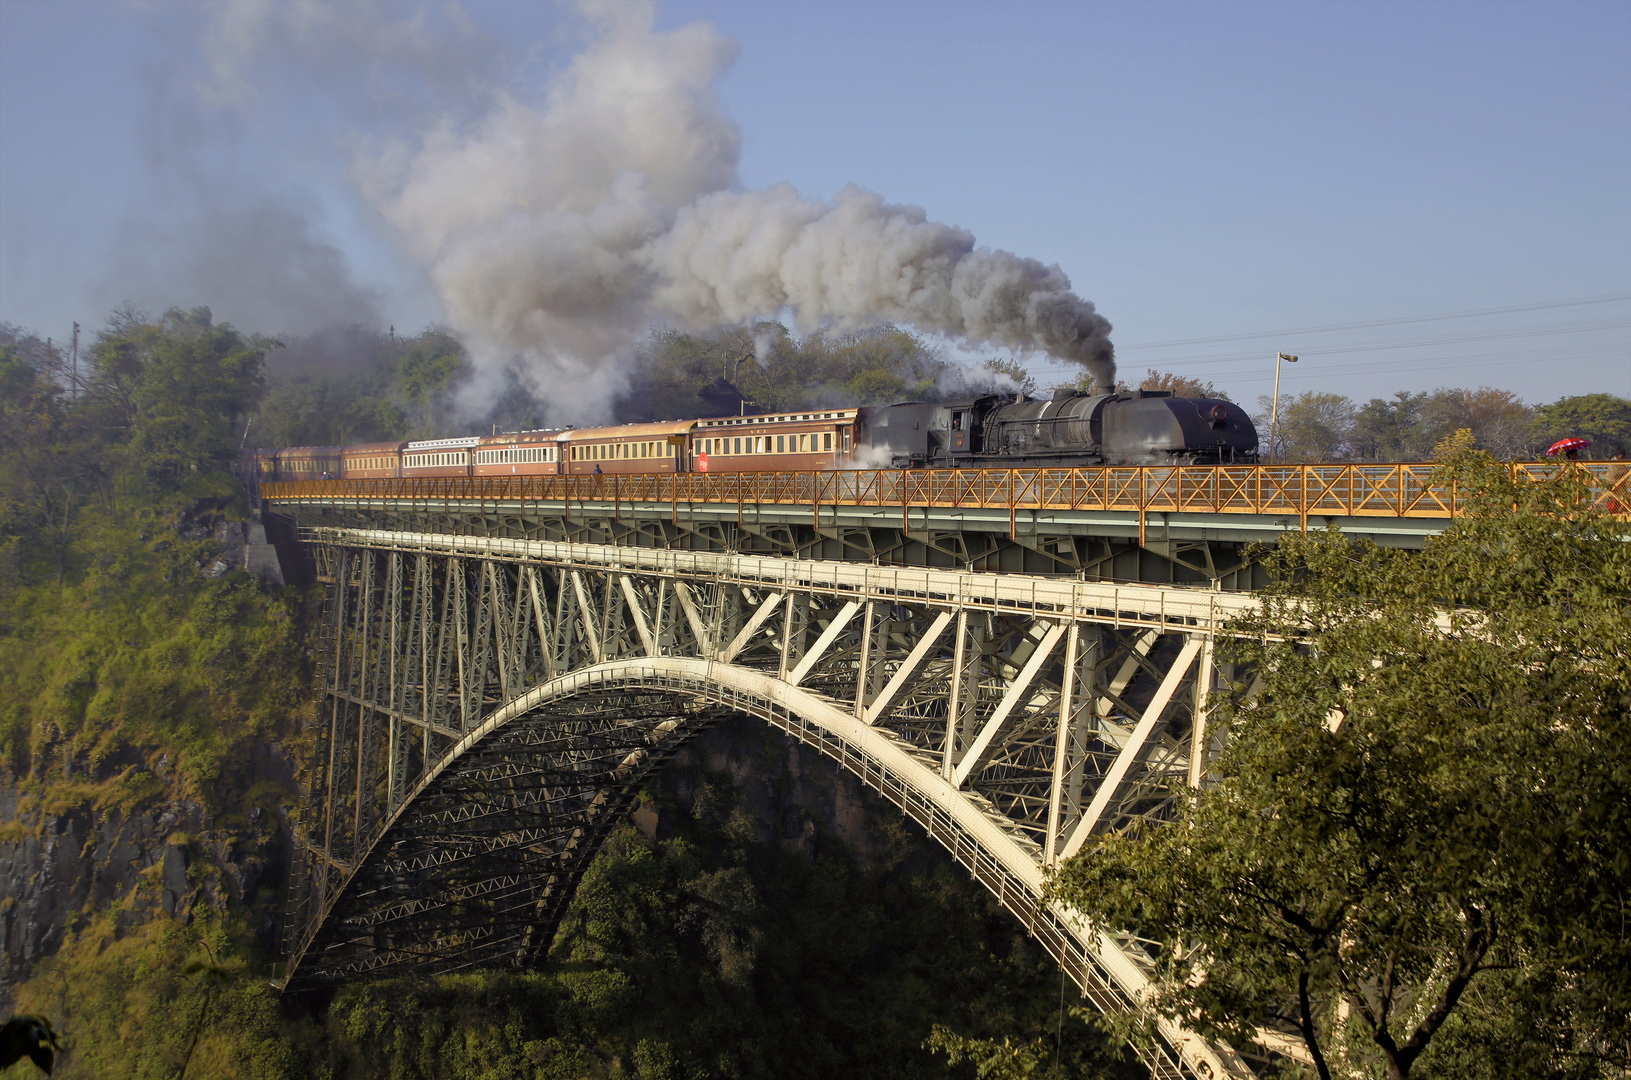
[259,462,1629,522]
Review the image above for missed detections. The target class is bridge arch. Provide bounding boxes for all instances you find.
[282,531,1256,1078]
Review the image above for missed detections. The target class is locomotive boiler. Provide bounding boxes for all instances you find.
[856,389,1258,468]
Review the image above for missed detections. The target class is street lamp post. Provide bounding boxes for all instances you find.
[1269,352,1298,463]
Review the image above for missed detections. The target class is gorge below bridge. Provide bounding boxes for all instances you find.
[260,463,1629,1080]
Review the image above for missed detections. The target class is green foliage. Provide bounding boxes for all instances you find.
[1263,386,1541,462]
[925,1026,1053,1079]
[0,534,308,812]
[247,325,474,447]
[12,910,305,1080]
[1137,369,1226,400]
[86,307,271,484]
[0,308,312,817]
[1048,455,1630,1079]
[1531,393,1631,458]
[619,323,950,421]
[1352,391,1434,462]
[1262,390,1358,462]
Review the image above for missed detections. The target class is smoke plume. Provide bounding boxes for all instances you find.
[365,2,1113,420]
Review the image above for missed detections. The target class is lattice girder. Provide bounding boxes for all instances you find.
[286,528,1267,1078]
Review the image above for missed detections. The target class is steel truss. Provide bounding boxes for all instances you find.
[284,527,1268,1078]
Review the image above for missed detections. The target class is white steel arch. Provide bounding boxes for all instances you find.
[283,529,1271,1078]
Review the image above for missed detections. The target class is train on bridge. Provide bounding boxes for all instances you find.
[253,389,1259,482]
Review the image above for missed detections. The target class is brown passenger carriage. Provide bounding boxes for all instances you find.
[563,421,691,475]
[689,409,857,473]
[341,441,406,479]
[276,445,343,480]
[474,429,566,476]
[401,437,478,478]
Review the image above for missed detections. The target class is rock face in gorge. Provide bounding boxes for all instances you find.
[0,746,297,1005]
[0,712,965,1004]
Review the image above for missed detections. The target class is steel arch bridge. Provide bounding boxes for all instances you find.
[281,526,1278,1078]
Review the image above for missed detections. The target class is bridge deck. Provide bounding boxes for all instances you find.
[260,461,1628,547]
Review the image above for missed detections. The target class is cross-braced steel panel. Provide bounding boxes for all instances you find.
[283,528,1270,1078]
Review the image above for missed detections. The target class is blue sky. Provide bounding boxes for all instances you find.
[1,0,1626,406]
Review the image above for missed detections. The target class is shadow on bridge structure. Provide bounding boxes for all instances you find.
[274,525,1321,1079]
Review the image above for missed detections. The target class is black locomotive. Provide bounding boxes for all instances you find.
[858,389,1259,468]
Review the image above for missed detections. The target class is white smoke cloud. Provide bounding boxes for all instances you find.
[365,3,740,418]
[351,2,1115,421]
[935,361,1026,398]
[650,184,1113,387]
[101,1,1112,415]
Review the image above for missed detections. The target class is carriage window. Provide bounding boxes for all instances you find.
[776,435,784,453]
[823,432,832,451]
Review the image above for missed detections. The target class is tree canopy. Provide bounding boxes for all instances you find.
[1050,454,1630,1079]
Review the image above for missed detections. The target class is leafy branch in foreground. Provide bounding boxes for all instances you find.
[1049,455,1630,1080]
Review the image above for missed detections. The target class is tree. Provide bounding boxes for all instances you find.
[982,357,1039,397]
[0,346,91,582]
[86,307,271,484]
[619,322,947,420]
[395,327,470,436]
[1532,393,1631,459]
[1050,454,1630,1080]
[1139,369,1227,400]
[1420,387,1532,459]
[1256,391,1356,462]
[1352,391,1432,461]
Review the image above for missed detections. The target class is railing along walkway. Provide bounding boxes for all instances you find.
[260,461,1629,526]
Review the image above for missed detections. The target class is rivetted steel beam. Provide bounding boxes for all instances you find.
[311,528,1261,633]
[718,590,785,663]
[863,609,954,724]
[786,600,861,687]
[1061,637,1204,858]
[953,623,1067,788]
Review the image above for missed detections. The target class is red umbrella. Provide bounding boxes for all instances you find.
[1545,436,1592,458]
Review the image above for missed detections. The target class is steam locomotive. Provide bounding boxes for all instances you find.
[253,389,1258,482]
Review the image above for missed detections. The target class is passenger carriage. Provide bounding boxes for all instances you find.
[341,441,406,479]
[474,429,566,476]
[562,421,691,475]
[689,409,858,473]
[401,436,479,478]
[276,445,344,480]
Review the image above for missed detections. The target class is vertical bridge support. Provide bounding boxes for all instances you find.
[283,527,1263,1079]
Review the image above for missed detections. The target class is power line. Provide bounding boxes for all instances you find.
[1124,320,1631,372]
[1113,293,1631,353]
[1243,345,1627,386]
